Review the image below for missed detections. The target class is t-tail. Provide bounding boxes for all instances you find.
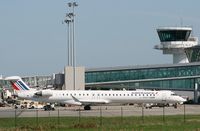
[5,76,30,91]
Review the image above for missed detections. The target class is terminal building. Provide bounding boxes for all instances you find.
[1,26,200,103]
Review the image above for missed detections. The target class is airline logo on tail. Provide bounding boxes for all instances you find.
[10,80,30,91]
[5,76,30,91]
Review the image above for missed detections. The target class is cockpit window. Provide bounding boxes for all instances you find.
[171,93,178,96]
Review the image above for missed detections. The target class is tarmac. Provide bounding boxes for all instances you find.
[0,104,200,118]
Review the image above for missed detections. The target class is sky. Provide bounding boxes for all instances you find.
[1,0,200,76]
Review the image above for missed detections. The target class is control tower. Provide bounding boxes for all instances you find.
[154,27,198,64]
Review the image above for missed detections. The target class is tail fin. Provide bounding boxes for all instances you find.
[5,76,30,91]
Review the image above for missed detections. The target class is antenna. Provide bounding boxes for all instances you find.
[180,17,183,27]
[191,25,194,37]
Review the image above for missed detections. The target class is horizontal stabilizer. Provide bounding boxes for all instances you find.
[5,76,21,81]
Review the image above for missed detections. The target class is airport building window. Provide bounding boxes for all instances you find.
[85,64,199,90]
[86,65,200,83]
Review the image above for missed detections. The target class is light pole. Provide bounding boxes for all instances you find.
[65,2,78,90]
[64,15,72,66]
[70,2,78,68]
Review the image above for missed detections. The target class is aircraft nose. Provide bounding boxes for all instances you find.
[182,98,187,102]
[180,97,187,103]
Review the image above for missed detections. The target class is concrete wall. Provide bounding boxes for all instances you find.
[75,67,85,90]
[64,66,85,90]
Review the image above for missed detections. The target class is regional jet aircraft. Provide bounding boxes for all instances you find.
[6,76,186,110]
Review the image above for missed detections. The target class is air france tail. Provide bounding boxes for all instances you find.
[5,76,30,91]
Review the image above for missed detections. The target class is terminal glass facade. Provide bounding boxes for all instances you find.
[0,80,10,89]
[1,64,200,91]
[22,76,52,88]
[185,47,200,63]
[86,64,200,90]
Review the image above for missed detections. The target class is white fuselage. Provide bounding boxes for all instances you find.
[16,90,186,106]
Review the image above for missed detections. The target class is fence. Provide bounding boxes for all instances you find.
[0,104,200,130]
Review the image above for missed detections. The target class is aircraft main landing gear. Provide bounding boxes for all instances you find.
[174,103,178,108]
[84,105,91,110]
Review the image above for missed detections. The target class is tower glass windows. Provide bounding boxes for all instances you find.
[157,30,191,42]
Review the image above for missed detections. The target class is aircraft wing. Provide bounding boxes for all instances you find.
[71,95,109,105]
